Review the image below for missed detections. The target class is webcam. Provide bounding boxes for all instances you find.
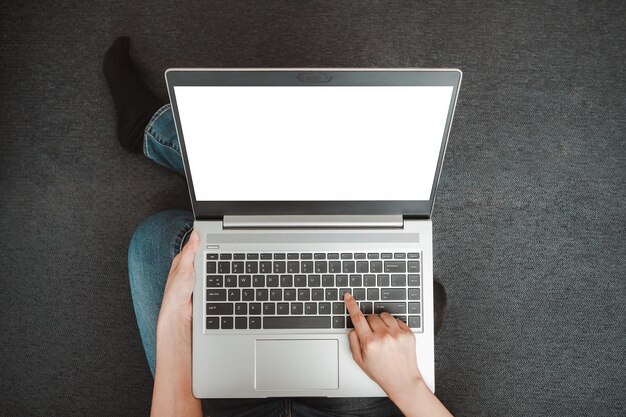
[297,72,333,83]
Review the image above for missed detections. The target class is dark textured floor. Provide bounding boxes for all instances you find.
[1,1,625,416]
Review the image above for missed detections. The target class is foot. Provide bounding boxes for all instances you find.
[103,36,164,153]
[433,281,447,336]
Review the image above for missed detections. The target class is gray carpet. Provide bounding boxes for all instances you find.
[1,1,624,416]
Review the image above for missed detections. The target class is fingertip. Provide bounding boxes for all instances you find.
[343,291,353,301]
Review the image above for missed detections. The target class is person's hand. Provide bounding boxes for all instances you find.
[151,231,202,417]
[344,292,452,417]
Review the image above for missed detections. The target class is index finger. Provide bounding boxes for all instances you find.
[343,292,372,337]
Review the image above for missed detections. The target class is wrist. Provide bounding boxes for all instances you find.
[387,375,429,413]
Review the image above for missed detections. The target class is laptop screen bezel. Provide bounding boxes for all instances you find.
[165,69,462,219]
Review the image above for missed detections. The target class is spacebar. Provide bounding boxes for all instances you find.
[263,316,331,329]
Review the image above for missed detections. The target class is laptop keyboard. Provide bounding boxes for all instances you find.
[204,252,422,332]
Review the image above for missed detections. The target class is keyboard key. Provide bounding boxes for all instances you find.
[377,274,390,287]
[264,316,331,329]
[385,261,406,273]
[333,302,345,315]
[367,288,380,300]
[305,302,317,315]
[394,253,406,259]
[249,303,261,315]
[256,289,268,301]
[301,261,313,273]
[327,253,339,259]
[391,274,406,286]
[364,274,376,287]
[263,303,275,315]
[260,261,272,273]
[242,289,254,301]
[221,317,233,329]
[235,303,247,315]
[294,275,307,287]
[238,275,251,287]
[300,253,313,260]
[206,262,217,273]
[247,253,259,260]
[225,275,237,287]
[291,302,303,315]
[354,253,366,259]
[408,274,420,286]
[250,316,261,329]
[220,254,232,260]
[235,317,247,329]
[367,253,379,259]
[409,302,421,314]
[308,275,321,287]
[312,289,325,301]
[347,316,354,328]
[356,261,369,273]
[284,289,296,301]
[374,302,406,314]
[342,261,355,273]
[252,275,265,287]
[277,303,289,315]
[297,288,310,301]
[381,253,393,259]
[329,261,342,273]
[280,275,293,287]
[319,302,331,314]
[322,275,334,287]
[370,261,382,273]
[350,274,362,287]
[315,261,328,273]
[408,261,420,273]
[360,302,373,315]
[325,288,338,301]
[234,253,245,260]
[218,262,230,273]
[381,288,406,300]
[206,289,226,301]
[396,315,408,324]
[206,303,233,315]
[270,289,282,301]
[228,289,240,301]
[287,261,300,273]
[314,253,326,259]
[409,288,420,300]
[273,261,286,273]
[206,275,223,287]
[287,253,299,259]
[267,275,279,287]
[333,316,345,328]
[408,253,420,259]
[353,288,366,301]
[273,253,286,259]
[341,253,353,259]
[408,316,421,328]
[207,254,218,260]
[336,275,349,286]
[206,317,219,329]
[245,262,258,273]
[339,288,351,298]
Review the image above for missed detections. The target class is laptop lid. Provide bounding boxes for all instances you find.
[165,69,461,219]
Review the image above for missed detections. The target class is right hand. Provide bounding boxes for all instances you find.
[344,292,423,400]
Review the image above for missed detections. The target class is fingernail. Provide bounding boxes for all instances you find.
[344,292,352,300]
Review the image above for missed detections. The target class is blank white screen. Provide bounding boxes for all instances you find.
[174,85,453,201]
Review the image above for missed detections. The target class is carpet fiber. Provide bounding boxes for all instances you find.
[0,1,624,416]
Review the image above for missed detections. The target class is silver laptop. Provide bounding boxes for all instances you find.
[165,68,461,398]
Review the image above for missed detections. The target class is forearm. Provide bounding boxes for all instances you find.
[388,377,453,417]
[150,317,202,417]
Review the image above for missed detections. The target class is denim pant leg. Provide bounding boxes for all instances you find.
[143,104,185,175]
[128,210,195,375]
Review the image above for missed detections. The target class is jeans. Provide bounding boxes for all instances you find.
[128,104,403,416]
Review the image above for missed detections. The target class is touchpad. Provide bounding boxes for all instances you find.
[255,339,339,391]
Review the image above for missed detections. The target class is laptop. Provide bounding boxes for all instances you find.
[165,68,462,398]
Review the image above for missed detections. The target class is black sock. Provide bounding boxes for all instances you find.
[103,36,164,153]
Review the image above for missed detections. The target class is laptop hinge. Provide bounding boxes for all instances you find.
[222,215,404,229]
